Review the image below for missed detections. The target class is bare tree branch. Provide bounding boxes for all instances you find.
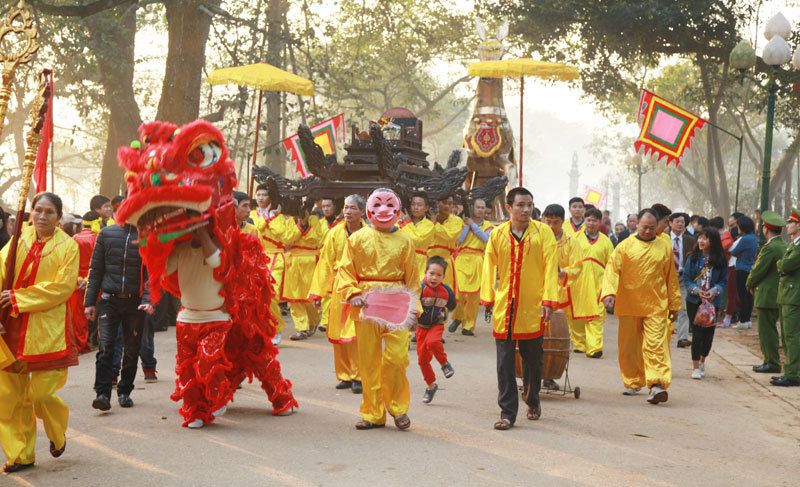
[30,0,139,18]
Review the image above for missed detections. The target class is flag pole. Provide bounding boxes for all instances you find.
[248,89,264,197]
[518,77,524,187]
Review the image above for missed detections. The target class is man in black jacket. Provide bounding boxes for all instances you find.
[86,222,153,410]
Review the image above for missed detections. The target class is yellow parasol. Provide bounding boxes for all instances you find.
[206,62,314,194]
[468,58,578,187]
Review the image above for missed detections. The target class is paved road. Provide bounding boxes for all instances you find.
[3,313,800,486]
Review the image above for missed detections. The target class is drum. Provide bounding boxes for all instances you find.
[515,310,570,380]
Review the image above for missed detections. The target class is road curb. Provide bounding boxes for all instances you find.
[712,331,800,412]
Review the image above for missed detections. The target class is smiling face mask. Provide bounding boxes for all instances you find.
[367,189,400,231]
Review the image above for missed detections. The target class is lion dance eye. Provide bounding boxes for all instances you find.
[187,141,222,168]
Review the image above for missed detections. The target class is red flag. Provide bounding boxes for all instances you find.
[34,71,54,192]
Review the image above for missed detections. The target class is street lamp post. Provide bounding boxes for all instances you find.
[730,12,799,244]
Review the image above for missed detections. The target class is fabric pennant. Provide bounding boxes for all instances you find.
[34,70,54,192]
[634,89,706,167]
[282,113,345,177]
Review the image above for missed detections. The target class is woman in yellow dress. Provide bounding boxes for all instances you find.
[0,192,80,473]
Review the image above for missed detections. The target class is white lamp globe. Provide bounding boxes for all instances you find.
[765,12,792,41]
[763,35,793,65]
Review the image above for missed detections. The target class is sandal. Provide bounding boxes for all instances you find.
[3,462,34,473]
[526,405,541,421]
[494,418,513,430]
[355,420,385,430]
[50,437,66,457]
[393,414,411,430]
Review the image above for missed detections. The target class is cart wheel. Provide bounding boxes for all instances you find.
[574,387,581,399]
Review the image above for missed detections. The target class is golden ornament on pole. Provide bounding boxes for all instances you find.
[0,0,39,140]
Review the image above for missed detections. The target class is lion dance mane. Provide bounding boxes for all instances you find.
[116,119,297,424]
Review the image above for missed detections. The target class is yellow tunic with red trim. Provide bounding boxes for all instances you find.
[428,215,464,291]
[84,217,115,235]
[455,219,493,294]
[562,219,585,237]
[481,220,559,339]
[555,233,598,319]
[309,222,364,343]
[575,231,614,300]
[282,215,324,302]
[252,214,301,300]
[601,234,682,316]
[321,217,343,238]
[0,226,79,365]
[400,217,435,279]
[336,226,421,315]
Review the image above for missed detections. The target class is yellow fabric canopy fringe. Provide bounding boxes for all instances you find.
[206,62,314,96]
[468,58,579,81]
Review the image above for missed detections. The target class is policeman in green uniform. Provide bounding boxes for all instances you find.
[746,211,786,373]
[773,208,800,387]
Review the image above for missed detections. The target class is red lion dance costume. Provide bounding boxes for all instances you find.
[115,119,297,427]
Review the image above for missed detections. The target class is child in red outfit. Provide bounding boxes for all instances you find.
[417,256,457,403]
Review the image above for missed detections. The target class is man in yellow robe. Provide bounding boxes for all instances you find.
[482,188,558,430]
[428,195,464,294]
[338,188,420,430]
[399,192,435,279]
[309,195,365,394]
[251,197,302,346]
[562,197,585,237]
[0,193,79,472]
[449,198,493,335]
[601,208,681,405]
[285,212,324,340]
[575,208,614,358]
[317,198,342,334]
[542,204,598,355]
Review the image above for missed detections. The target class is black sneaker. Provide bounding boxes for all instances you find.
[441,362,455,378]
[352,381,363,394]
[335,380,352,390]
[542,379,559,390]
[118,394,134,408]
[319,325,327,332]
[447,320,461,333]
[92,394,111,411]
[422,383,438,403]
[589,351,603,359]
[461,329,474,336]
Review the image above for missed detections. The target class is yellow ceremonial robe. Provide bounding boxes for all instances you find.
[309,222,363,382]
[454,219,493,331]
[0,226,78,467]
[555,232,598,353]
[252,214,302,332]
[601,235,681,390]
[337,227,420,425]
[241,221,286,335]
[283,216,324,332]
[562,219,584,237]
[85,217,115,235]
[575,231,615,356]
[318,217,343,330]
[400,217,435,279]
[481,220,559,340]
[428,215,464,293]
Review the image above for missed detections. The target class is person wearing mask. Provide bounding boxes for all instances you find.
[719,215,739,327]
[773,208,800,387]
[0,193,79,473]
[449,198,493,336]
[746,211,787,374]
[86,219,153,411]
[601,208,681,404]
[683,229,728,379]
[731,216,758,329]
[669,213,696,348]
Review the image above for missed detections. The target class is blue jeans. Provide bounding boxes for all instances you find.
[139,314,157,369]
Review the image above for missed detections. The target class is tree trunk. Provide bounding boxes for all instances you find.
[88,9,142,197]
[264,0,286,174]
[157,0,221,124]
